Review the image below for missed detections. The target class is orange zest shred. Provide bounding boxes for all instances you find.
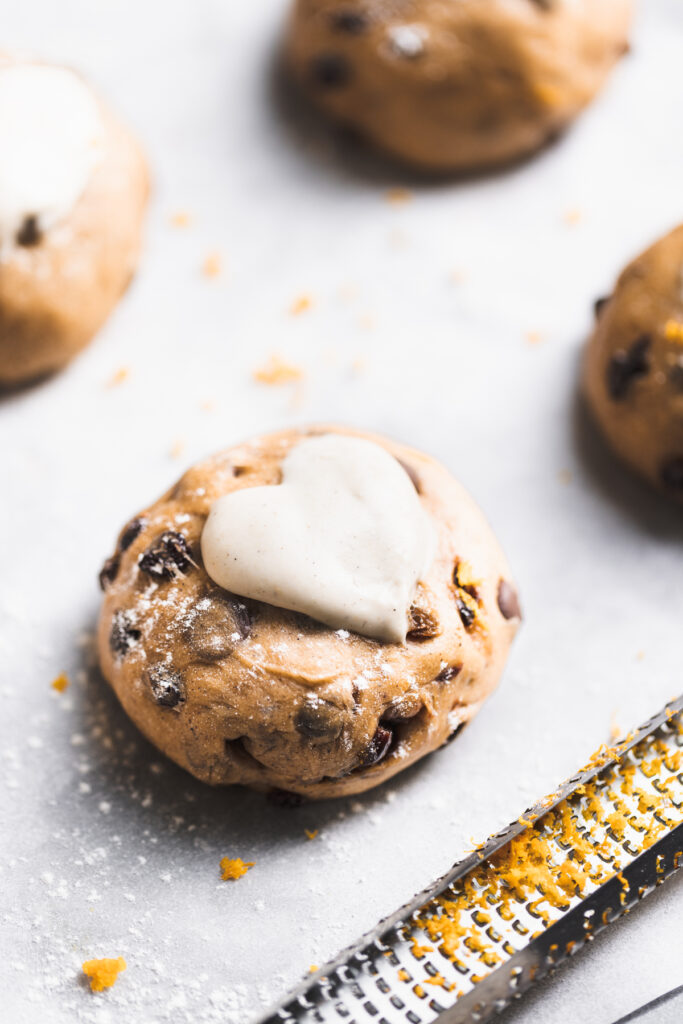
[252,353,304,386]
[51,673,69,693]
[290,294,312,315]
[304,829,318,841]
[82,957,126,992]
[219,857,254,881]
[202,251,222,278]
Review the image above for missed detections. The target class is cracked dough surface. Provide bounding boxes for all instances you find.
[584,225,683,500]
[285,0,633,172]
[97,426,521,800]
[0,64,148,386]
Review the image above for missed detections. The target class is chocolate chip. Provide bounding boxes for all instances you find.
[594,296,610,319]
[497,580,522,621]
[139,531,193,581]
[109,610,141,657]
[99,554,120,591]
[295,701,345,741]
[330,10,368,34]
[382,694,422,723]
[309,53,351,89]
[16,215,41,247]
[268,788,305,808]
[660,458,683,490]
[407,604,440,641]
[147,667,185,708]
[119,517,145,552]
[435,664,462,684]
[184,596,251,662]
[606,336,651,400]
[397,458,422,493]
[358,725,393,768]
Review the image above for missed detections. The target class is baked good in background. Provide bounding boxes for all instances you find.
[584,225,683,500]
[97,426,521,800]
[0,57,148,386]
[285,0,633,173]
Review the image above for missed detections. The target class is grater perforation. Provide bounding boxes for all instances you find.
[260,697,683,1024]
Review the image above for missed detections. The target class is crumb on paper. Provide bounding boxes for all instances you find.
[253,353,304,386]
[304,829,318,841]
[563,208,582,226]
[169,210,191,228]
[309,965,318,973]
[200,398,215,412]
[558,469,572,486]
[526,330,544,346]
[219,856,254,881]
[107,367,129,388]
[51,673,69,693]
[450,268,466,285]
[636,650,645,662]
[385,187,412,205]
[664,320,683,343]
[170,439,185,459]
[82,957,126,992]
[357,313,375,331]
[351,356,366,375]
[202,251,222,278]
[290,294,313,316]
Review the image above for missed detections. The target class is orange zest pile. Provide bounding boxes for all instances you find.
[219,856,254,881]
[82,957,127,992]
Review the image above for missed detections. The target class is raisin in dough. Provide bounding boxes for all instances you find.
[584,226,683,499]
[97,426,521,800]
[0,58,148,386]
[284,0,633,173]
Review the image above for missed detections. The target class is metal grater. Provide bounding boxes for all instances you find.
[259,696,683,1024]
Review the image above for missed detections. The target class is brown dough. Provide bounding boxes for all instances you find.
[97,426,521,800]
[0,62,148,387]
[584,225,683,500]
[284,0,633,173]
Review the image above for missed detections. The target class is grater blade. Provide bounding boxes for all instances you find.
[259,696,683,1024]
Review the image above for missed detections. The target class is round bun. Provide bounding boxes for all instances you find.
[0,60,148,386]
[97,427,521,800]
[285,0,632,173]
[584,225,683,499]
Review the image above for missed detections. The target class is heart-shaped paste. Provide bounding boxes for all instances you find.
[201,434,436,643]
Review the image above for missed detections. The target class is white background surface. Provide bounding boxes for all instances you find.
[1,2,683,1022]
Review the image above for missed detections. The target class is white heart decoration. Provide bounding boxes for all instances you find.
[201,434,436,643]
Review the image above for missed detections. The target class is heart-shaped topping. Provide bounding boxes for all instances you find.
[201,434,436,643]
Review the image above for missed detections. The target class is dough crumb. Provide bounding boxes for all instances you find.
[51,672,70,693]
[82,956,127,992]
[290,294,312,315]
[563,208,582,226]
[202,251,222,278]
[304,829,318,840]
[253,353,304,386]
[219,856,254,881]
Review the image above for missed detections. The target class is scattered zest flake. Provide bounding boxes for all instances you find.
[290,294,312,316]
[664,320,683,343]
[252,353,304,386]
[309,965,318,973]
[385,187,412,205]
[51,673,69,693]
[219,856,254,881]
[170,210,191,228]
[82,957,126,992]
[107,367,129,388]
[202,251,222,278]
[304,829,318,841]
